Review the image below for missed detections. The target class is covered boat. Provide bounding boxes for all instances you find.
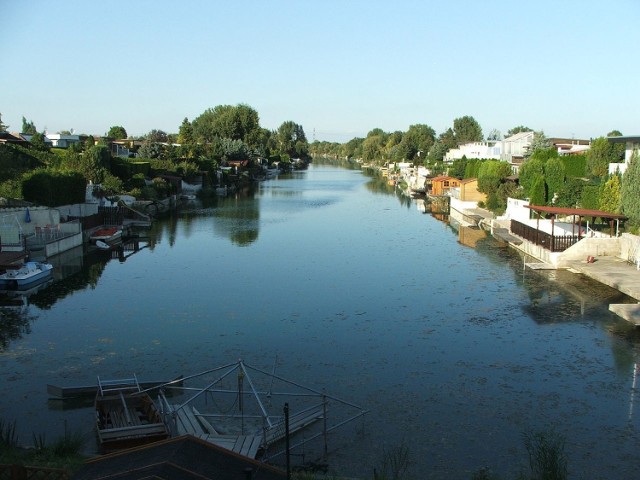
[95,375,169,453]
[0,262,53,290]
[90,227,122,245]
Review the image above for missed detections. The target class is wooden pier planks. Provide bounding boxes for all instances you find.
[169,405,262,459]
[264,406,325,444]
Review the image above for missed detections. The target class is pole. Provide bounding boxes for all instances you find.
[284,403,291,480]
[323,393,328,455]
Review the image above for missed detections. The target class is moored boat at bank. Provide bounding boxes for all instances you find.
[0,261,53,290]
[90,227,122,245]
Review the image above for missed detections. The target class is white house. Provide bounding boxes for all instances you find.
[500,131,535,163]
[608,135,640,175]
[444,141,501,163]
[45,133,81,148]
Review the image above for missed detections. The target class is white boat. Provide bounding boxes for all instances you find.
[90,227,123,245]
[95,240,112,251]
[0,262,53,290]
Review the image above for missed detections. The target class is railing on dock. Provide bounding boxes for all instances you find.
[510,220,580,252]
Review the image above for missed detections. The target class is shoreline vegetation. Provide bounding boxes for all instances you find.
[1,413,570,480]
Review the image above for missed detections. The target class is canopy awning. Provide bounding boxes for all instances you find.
[525,204,626,221]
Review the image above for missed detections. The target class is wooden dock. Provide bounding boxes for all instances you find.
[165,403,324,459]
[168,405,262,459]
[47,376,184,399]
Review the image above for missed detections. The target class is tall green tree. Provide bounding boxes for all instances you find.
[477,159,511,195]
[22,116,37,135]
[81,145,112,183]
[448,157,467,179]
[0,113,8,132]
[587,137,617,178]
[529,175,547,206]
[29,131,48,151]
[518,158,545,196]
[107,125,127,139]
[621,151,640,225]
[146,129,168,143]
[177,117,194,144]
[607,130,625,161]
[544,157,565,203]
[599,174,622,214]
[453,115,483,144]
[276,121,309,159]
[342,137,364,160]
[192,104,261,146]
[395,124,435,162]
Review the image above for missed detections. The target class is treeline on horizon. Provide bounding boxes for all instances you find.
[1,107,639,229]
[0,104,312,206]
[309,117,640,229]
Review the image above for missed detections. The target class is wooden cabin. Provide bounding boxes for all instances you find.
[430,175,461,196]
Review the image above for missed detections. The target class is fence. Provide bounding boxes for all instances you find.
[510,220,580,252]
[0,464,70,480]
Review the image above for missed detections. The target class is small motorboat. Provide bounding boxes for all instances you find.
[0,262,53,290]
[90,227,122,245]
[95,240,112,251]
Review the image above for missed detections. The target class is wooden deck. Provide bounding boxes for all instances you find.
[166,404,324,459]
[168,405,262,458]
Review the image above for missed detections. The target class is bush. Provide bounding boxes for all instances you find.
[22,170,85,206]
[580,184,600,210]
[562,155,587,178]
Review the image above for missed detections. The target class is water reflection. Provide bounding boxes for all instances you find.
[2,165,640,479]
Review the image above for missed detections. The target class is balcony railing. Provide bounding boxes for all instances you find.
[510,220,580,252]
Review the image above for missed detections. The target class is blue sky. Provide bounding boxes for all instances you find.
[1,0,638,142]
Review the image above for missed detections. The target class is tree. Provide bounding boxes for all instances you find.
[525,131,551,159]
[137,142,164,159]
[621,151,640,225]
[362,133,385,162]
[448,157,467,179]
[177,117,194,145]
[276,121,309,159]
[606,130,626,163]
[486,129,502,141]
[477,160,511,196]
[342,137,364,160]
[192,104,261,146]
[146,129,168,143]
[107,126,127,139]
[599,174,621,214]
[29,131,48,151]
[22,116,37,135]
[529,175,547,206]
[544,157,565,203]
[555,177,586,208]
[439,128,457,149]
[220,138,252,162]
[518,158,545,196]
[506,125,533,137]
[453,115,483,144]
[395,124,435,162]
[0,113,8,132]
[587,137,617,178]
[427,140,449,163]
[78,145,112,183]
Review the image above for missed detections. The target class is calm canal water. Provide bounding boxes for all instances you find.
[1,163,640,479]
